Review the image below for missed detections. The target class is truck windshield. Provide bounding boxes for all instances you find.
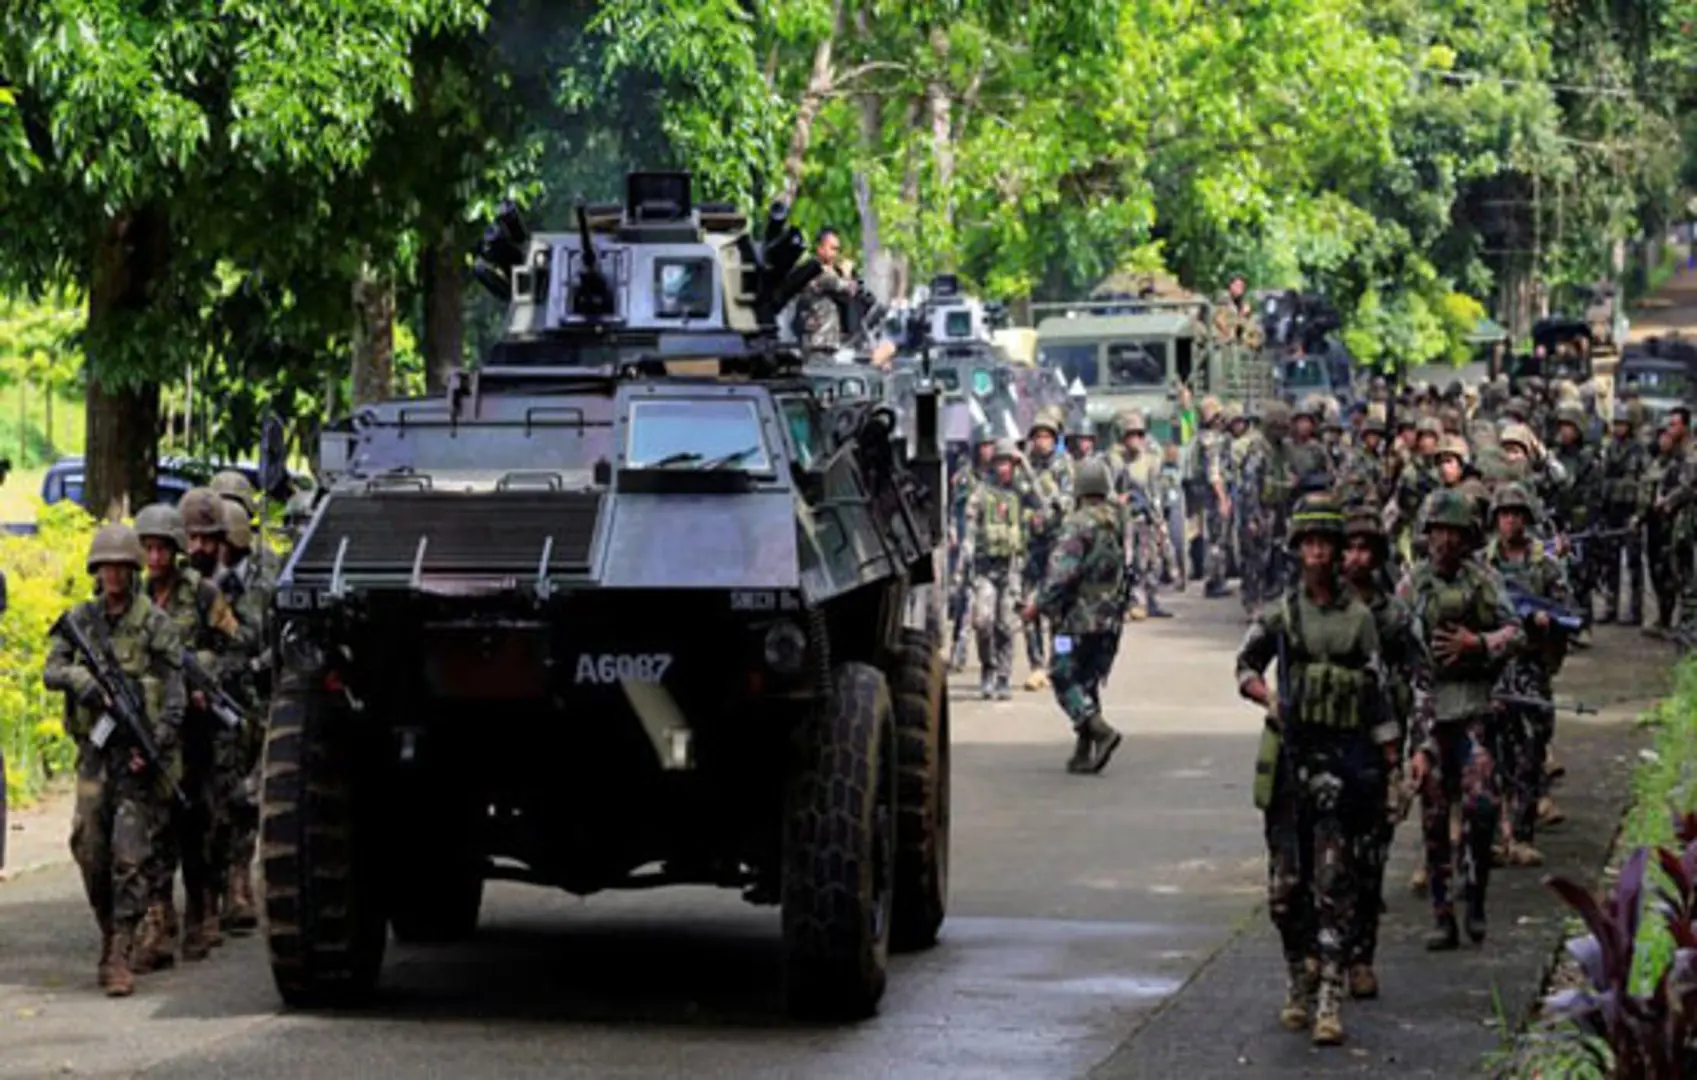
[1040,343,1099,387]
[1282,359,1328,389]
[1624,367,1688,398]
[627,398,772,471]
[1106,342,1167,387]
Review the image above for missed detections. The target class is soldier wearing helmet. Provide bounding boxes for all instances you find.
[1483,481,1573,867]
[955,437,1030,700]
[1236,400,1308,617]
[947,425,1000,672]
[1398,488,1524,952]
[1237,492,1395,1046]
[1597,401,1648,625]
[1189,395,1234,599]
[1066,416,1100,464]
[136,489,245,971]
[44,524,186,998]
[208,471,254,517]
[1113,408,1174,619]
[1547,403,1602,620]
[212,497,271,932]
[1017,405,1076,690]
[1022,457,1125,775]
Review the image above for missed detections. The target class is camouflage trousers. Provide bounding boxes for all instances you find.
[70,747,159,932]
[1264,742,1380,981]
[1021,545,1052,669]
[1418,717,1500,919]
[1126,518,1164,609]
[150,715,239,913]
[228,714,267,882]
[1049,632,1117,729]
[970,557,1022,681]
[1646,521,1677,630]
[1498,703,1553,845]
[1597,511,1643,619]
[1240,515,1285,613]
[1200,493,1228,589]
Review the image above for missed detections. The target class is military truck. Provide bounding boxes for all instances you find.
[265,173,950,1019]
[1617,335,1697,422]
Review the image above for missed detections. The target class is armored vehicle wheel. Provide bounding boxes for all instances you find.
[260,675,386,1007]
[782,661,896,1019]
[890,628,949,953]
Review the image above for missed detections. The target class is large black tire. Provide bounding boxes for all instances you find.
[261,675,387,1007]
[782,661,896,1020]
[890,628,949,952]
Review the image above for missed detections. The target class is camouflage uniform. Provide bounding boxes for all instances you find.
[1113,411,1169,618]
[1239,494,1395,1045]
[1397,491,1524,948]
[213,494,271,931]
[1018,409,1075,680]
[1341,510,1432,994]
[1238,402,1305,614]
[1597,405,1647,624]
[796,264,852,358]
[1192,397,1233,597]
[140,495,244,966]
[948,431,996,670]
[1641,429,1683,634]
[1547,405,1600,622]
[958,440,1027,699]
[44,525,186,996]
[1483,484,1571,864]
[1035,458,1126,774]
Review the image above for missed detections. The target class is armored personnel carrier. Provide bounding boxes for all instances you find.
[263,173,950,1019]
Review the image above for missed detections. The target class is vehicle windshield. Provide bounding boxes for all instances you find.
[356,423,613,476]
[1105,341,1167,387]
[627,398,772,470]
[1282,359,1329,389]
[1624,367,1689,398]
[1040,343,1099,388]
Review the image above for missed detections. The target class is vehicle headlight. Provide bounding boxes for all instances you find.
[762,620,808,675]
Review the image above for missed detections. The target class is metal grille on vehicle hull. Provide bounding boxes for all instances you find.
[294,492,602,573]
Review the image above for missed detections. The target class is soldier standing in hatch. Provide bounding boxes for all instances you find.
[1018,407,1075,690]
[1598,402,1647,625]
[956,439,1027,700]
[1113,410,1173,620]
[1340,507,1431,1001]
[1238,493,1397,1046]
[794,226,858,362]
[135,493,244,970]
[1025,458,1125,775]
[45,524,185,997]
[214,498,269,932]
[1398,489,1523,950]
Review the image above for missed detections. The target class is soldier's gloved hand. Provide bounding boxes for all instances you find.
[128,749,147,775]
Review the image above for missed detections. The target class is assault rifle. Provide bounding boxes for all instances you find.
[181,650,250,732]
[1503,581,1586,635]
[1543,526,1634,559]
[51,612,190,808]
[1493,692,1598,715]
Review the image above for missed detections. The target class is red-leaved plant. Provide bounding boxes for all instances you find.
[1540,810,1697,1079]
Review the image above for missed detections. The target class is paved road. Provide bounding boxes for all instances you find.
[0,591,1268,1080]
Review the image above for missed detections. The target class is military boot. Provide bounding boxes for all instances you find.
[204,889,225,948]
[1505,840,1544,867]
[1347,963,1378,1000]
[1084,713,1123,774]
[979,670,994,701]
[1066,729,1093,774]
[224,867,258,933]
[1023,669,1050,692]
[1465,888,1488,944]
[1538,796,1566,827]
[1545,748,1566,780]
[131,903,169,974]
[1204,580,1232,599]
[994,675,1012,701]
[948,634,968,673]
[96,918,117,991]
[1627,588,1644,627]
[1408,864,1429,895]
[1278,960,1315,1032]
[1425,912,1460,951]
[106,929,136,998]
[159,899,180,967]
[1311,973,1345,1046]
[181,896,210,962]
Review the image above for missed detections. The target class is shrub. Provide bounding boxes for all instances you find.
[0,497,97,803]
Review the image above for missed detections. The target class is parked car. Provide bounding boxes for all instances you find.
[41,456,308,510]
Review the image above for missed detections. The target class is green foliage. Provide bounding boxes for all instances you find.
[0,499,97,804]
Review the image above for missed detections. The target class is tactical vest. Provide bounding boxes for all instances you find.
[1601,441,1641,508]
[1282,593,1372,733]
[1408,563,1498,680]
[977,486,1025,558]
[1260,443,1293,508]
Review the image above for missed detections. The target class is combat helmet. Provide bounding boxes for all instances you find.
[1554,403,1586,430]
[1292,395,1323,423]
[1075,458,1113,499]
[1423,489,1480,537]
[1261,400,1293,437]
[1222,401,1245,425]
[1118,409,1147,435]
[1623,400,1649,430]
[1029,405,1065,438]
[1554,379,1579,403]
[1502,397,1531,421]
[1415,416,1442,440]
[222,499,253,550]
[87,522,144,573]
[179,487,227,537]
[1199,395,1223,424]
[1286,492,1346,550]
[992,437,1020,461]
[210,469,256,516]
[1490,481,1534,517]
[1499,423,1537,455]
[134,502,187,552]
[1344,507,1388,554]
[1070,416,1098,441]
[1363,403,1387,435]
[1435,433,1470,465]
[971,421,995,446]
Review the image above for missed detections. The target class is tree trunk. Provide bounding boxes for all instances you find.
[927,25,955,251]
[84,209,168,520]
[853,5,890,303]
[895,98,923,299]
[420,228,465,393]
[781,0,844,204]
[350,260,396,408]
